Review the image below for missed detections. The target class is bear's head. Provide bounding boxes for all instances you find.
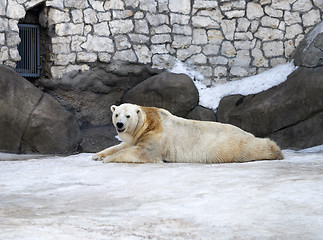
[111,104,141,135]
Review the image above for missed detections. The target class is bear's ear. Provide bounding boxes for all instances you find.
[111,105,117,113]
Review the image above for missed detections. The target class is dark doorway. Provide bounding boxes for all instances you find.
[16,23,41,77]
[15,3,50,80]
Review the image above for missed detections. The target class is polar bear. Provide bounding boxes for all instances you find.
[92,103,284,163]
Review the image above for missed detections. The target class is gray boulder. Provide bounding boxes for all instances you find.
[217,66,323,149]
[186,105,216,121]
[267,112,323,149]
[80,125,119,153]
[122,72,199,117]
[292,21,323,68]
[0,66,43,153]
[0,65,81,154]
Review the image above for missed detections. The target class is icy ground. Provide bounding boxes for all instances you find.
[0,147,323,240]
[1,60,321,239]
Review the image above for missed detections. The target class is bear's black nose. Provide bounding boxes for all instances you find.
[116,122,124,128]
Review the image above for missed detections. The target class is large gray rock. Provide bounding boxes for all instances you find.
[0,67,43,153]
[292,21,323,67]
[80,125,119,153]
[186,105,216,121]
[268,112,323,149]
[216,66,323,149]
[122,72,199,117]
[0,65,81,154]
[39,62,161,128]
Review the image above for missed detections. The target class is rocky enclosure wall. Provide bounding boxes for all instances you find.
[0,0,322,83]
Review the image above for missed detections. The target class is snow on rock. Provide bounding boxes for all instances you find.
[304,21,323,52]
[169,59,206,84]
[298,144,323,153]
[169,60,298,111]
[0,148,323,240]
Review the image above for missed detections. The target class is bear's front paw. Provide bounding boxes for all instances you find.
[103,156,113,163]
[92,153,106,161]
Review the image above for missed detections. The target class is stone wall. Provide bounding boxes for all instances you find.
[0,0,322,83]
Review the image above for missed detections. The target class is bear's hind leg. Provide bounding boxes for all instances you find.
[241,138,284,162]
[266,138,284,160]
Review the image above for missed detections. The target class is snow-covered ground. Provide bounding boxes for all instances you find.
[0,147,323,240]
[1,60,321,239]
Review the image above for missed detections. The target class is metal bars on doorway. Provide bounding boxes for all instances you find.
[16,24,41,78]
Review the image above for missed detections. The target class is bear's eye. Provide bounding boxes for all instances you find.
[115,114,118,118]
[126,115,130,118]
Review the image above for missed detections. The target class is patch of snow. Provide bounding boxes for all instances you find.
[169,60,298,111]
[0,149,323,239]
[297,144,323,153]
[0,152,46,161]
[168,59,206,84]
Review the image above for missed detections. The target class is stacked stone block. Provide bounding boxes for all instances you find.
[0,0,322,83]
